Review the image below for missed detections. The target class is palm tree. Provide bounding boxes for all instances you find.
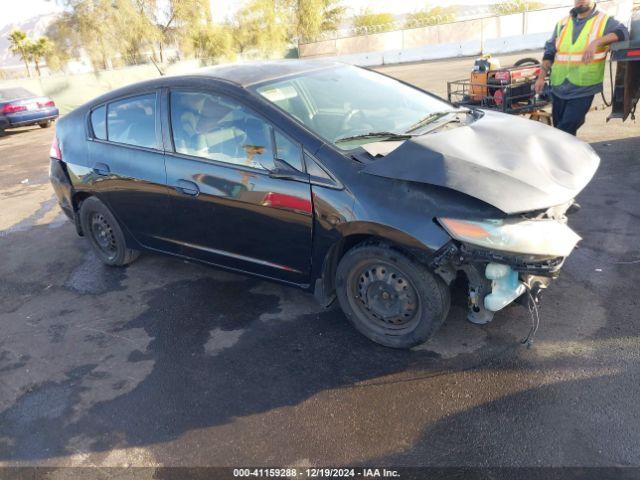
[29,37,52,77]
[8,30,32,78]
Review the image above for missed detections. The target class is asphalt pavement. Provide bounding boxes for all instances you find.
[0,54,639,475]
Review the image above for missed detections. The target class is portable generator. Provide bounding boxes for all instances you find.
[448,56,550,115]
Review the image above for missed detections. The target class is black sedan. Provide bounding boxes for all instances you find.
[0,87,59,134]
[49,60,599,348]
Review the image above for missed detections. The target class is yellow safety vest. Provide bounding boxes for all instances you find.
[550,12,609,87]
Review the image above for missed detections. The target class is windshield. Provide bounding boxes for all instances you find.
[253,65,456,150]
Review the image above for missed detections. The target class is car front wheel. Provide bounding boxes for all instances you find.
[39,121,52,128]
[336,243,450,349]
[79,196,140,266]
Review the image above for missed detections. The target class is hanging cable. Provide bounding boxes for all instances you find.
[521,290,540,349]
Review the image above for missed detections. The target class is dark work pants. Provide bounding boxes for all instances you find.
[551,93,595,136]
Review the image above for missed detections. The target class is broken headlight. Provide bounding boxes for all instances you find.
[438,217,581,258]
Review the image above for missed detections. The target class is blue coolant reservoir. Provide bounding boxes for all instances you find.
[484,263,527,312]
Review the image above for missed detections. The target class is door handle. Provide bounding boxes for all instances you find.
[93,163,110,176]
[174,179,200,196]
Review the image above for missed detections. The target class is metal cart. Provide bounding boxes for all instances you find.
[447,60,551,123]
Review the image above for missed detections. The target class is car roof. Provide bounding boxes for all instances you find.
[192,59,344,87]
[80,59,347,111]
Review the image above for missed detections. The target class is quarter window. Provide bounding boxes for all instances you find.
[107,94,157,149]
[91,106,106,140]
[274,130,303,172]
[305,153,332,181]
[170,91,274,170]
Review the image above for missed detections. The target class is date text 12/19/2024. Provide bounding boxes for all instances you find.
[233,468,401,478]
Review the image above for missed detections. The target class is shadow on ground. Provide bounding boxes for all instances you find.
[0,136,638,466]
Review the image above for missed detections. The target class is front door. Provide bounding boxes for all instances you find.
[162,89,313,284]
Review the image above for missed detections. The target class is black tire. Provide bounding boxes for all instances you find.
[39,121,52,128]
[336,243,450,349]
[79,196,140,266]
[513,57,540,67]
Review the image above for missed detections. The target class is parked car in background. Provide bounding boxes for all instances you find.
[49,60,600,348]
[0,87,59,134]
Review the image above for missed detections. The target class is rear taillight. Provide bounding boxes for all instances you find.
[49,134,62,160]
[38,99,55,108]
[2,103,27,114]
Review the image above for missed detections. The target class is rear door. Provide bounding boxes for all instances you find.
[161,89,313,284]
[86,92,170,249]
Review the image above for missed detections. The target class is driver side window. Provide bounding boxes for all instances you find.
[170,91,275,170]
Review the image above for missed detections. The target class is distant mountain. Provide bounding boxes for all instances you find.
[0,13,59,68]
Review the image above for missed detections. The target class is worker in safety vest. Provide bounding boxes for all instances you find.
[534,0,628,135]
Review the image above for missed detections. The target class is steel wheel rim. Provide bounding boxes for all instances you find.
[90,213,117,260]
[348,260,421,334]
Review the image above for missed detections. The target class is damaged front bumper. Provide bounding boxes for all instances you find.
[430,240,566,325]
[431,203,582,325]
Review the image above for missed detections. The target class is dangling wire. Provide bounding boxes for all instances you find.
[521,290,541,349]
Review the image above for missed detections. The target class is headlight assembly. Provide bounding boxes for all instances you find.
[438,217,581,258]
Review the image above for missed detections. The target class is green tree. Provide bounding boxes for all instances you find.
[44,16,74,71]
[50,0,121,70]
[352,9,395,35]
[7,30,32,77]
[48,0,161,70]
[292,0,345,43]
[154,0,212,62]
[492,0,544,15]
[191,24,236,62]
[404,6,456,29]
[233,0,288,57]
[28,37,53,76]
[113,0,160,64]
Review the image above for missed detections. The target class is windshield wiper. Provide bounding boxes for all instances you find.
[334,131,414,144]
[405,109,471,134]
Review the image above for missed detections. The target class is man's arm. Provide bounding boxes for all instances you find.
[535,30,557,94]
[582,16,630,63]
[534,60,553,94]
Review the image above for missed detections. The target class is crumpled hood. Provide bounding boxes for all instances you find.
[362,110,601,214]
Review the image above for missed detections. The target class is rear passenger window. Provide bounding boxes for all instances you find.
[107,94,156,149]
[274,130,303,171]
[91,106,106,140]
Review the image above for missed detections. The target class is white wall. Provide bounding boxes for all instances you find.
[299,0,633,66]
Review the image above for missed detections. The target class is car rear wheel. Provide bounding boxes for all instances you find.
[336,243,450,349]
[39,121,52,128]
[79,197,140,266]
